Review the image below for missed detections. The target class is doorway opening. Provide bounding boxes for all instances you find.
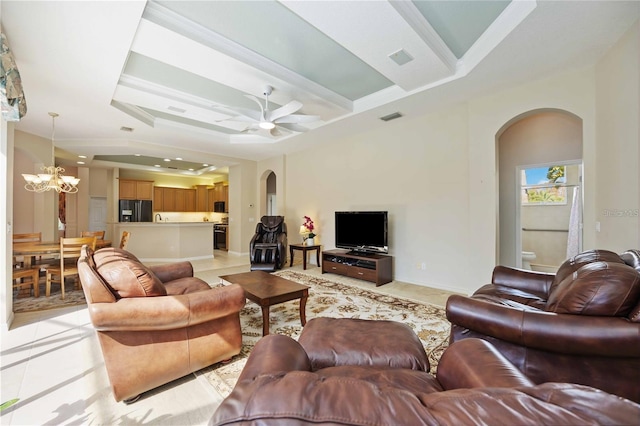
[497,109,583,269]
[517,162,583,271]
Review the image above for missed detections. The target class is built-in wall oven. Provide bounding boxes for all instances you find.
[214,224,227,250]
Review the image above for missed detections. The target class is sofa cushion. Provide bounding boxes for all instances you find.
[546,261,640,316]
[550,249,623,295]
[92,247,167,298]
[164,277,211,295]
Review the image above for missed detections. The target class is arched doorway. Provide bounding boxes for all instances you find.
[259,170,277,217]
[497,109,583,270]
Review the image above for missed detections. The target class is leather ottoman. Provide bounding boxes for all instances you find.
[298,317,429,371]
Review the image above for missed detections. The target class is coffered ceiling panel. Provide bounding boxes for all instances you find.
[2,0,638,175]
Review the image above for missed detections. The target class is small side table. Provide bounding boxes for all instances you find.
[289,244,321,270]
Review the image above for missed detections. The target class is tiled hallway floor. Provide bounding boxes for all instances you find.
[1,250,458,425]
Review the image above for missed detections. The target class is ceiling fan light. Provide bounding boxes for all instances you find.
[259,121,275,130]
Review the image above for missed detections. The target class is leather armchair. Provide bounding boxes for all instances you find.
[447,249,640,403]
[77,246,246,402]
[249,215,287,271]
[211,334,640,425]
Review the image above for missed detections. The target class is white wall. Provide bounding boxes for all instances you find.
[595,21,640,250]
[284,103,472,294]
[280,24,639,295]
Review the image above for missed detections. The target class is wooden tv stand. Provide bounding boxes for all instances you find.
[322,249,392,286]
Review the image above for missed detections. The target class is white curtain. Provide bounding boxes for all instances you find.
[566,186,582,258]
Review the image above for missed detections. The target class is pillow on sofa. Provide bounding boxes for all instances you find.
[93,247,167,298]
[547,261,640,316]
[550,249,623,295]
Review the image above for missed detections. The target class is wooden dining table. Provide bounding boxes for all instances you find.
[13,239,112,268]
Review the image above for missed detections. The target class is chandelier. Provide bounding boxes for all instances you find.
[22,112,80,193]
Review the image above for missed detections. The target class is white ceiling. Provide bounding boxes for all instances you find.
[2,1,639,177]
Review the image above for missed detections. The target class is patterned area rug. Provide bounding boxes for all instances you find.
[197,270,451,398]
[13,283,86,313]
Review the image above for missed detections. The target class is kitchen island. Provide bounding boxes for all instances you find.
[112,222,213,262]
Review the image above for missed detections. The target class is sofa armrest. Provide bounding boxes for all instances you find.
[237,335,311,382]
[88,284,246,331]
[446,295,640,357]
[149,261,194,283]
[437,338,534,390]
[491,265,553,298]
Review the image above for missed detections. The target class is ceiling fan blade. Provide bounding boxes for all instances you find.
[220,106,262,122]
[277,123,309,133]
[241,124,260,132]
[274,114,320,124]
[216,114,256,123]
[270,127,284,137]
[245,94,265,121]
[266,100,302,122]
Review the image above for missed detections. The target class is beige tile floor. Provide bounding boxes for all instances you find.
[1,250,458,425]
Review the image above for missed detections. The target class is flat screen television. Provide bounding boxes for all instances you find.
[335,211,388,254]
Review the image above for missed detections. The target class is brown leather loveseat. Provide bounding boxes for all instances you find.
[78,246,246,402]
[447,249,640,403]
[211,323,640,425]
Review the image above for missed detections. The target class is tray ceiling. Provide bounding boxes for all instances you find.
[2,1,638,176]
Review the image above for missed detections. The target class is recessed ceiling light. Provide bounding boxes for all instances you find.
[134,154,141,156]
[203,164,209,167]
[77,161,85,165]
[176,157,182,161]
[78,155,87,159]
[154,164,161,168]
[164,158,170,162]
[188,168,194,171]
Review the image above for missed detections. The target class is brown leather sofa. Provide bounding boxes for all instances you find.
[77,246,246,402]
[447,249,640,403]
[211,327,640,425]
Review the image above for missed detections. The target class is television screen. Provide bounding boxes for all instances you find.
[335,211,388,254]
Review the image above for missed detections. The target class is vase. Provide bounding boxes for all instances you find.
[306,237,315,246]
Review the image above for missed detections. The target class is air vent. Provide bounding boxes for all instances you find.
[388,49,413,66]
[380,112,403,122]
[120,126,134,132]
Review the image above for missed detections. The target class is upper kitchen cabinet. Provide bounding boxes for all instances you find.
[208,182,229,211]
[154,187,195,212]
[195,185,209,212]
[120,179,153,200]
[154,187,164,211]
[185,189,196,212]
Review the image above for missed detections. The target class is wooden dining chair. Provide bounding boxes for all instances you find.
[119,231,130,250]
[45,237,97,299]
[13,232,42,267]
[81,230,105,240]
[12,267,41,298]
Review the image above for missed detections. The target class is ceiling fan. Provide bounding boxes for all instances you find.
[222,86,320,137]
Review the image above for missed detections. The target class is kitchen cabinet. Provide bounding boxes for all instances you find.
[185,189,196,211]
[195,185,209,212]
[208,188,216,212]
[154,187,194,212]
[153,187,164,211]
[120,179,153,200]
[163,188,177,212]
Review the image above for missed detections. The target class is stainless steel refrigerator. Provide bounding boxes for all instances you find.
[119,200,152,222]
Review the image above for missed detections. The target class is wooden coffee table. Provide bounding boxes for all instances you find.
[219,271,309,336]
